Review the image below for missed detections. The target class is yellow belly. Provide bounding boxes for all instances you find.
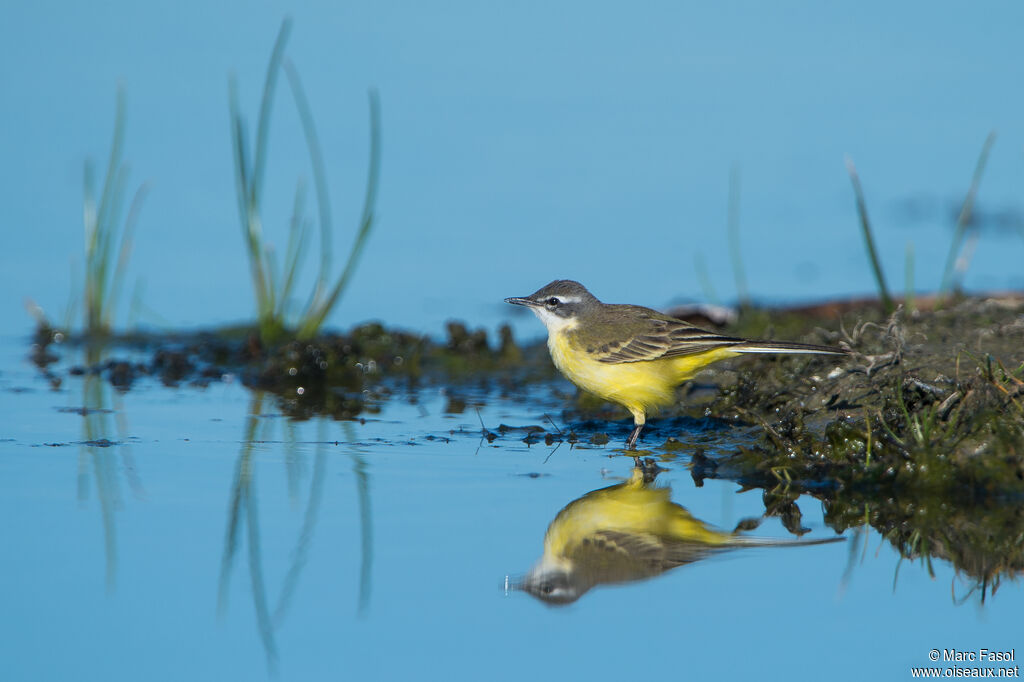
[544,469,732,559]
[548,332,739,423]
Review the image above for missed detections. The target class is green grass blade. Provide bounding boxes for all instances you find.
[218,394,262,614]
[228,78,252,235]
[94,88,126,251]
[277,181,309,318]
[106,182,149,330]
[904,242,915,314]
[845,156,894,313]
[297,89,381,339]
[727,162,749,308]
[217,454,246,615]
[940,131,996,294]
[83,161,98,330]
[91,151,127,330]
[273,441,327,626]
[245,476,278,672]
[894,379,922,445]
[94,167,129,330]
[693,252,718,305]
[353,452,373,615]
[264,244,279,324]
[250,18,292,208]
[283,59,333,301]
[81,89,144,335]
[230,73,270,323]
[83,161,98,255]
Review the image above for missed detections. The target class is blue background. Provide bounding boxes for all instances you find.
[3,1,1024,338]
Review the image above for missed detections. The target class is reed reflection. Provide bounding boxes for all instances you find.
[831,493,1024,604]
[79,344,144,590]
[515,462,842,605]
[218,394,373,673]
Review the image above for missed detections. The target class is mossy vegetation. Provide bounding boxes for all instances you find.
[709,296,1024,495]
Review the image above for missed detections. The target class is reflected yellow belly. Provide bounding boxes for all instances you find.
[544,470,733,559]
[548,332,739,420]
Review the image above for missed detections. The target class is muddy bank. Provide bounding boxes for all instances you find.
[30,320,558,419]
[687,295,1024,496]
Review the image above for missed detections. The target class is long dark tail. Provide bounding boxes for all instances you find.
[729,535,847,548]
[733,340,848,356]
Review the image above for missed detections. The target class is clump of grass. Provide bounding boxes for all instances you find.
[82,88,148,336]
[230,18,381,345]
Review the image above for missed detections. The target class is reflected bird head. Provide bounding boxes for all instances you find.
[518,564,584,606]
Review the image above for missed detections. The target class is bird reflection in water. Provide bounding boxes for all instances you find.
[513,460,843,605]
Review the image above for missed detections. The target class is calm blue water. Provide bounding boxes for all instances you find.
[1,337,1021,681]
[3,2,1024,340]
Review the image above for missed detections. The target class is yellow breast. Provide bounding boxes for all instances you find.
[547,331,739,421]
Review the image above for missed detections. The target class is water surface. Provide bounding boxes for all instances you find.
[2,336,1020,681]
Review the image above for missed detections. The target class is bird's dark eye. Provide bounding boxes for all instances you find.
[546,297,560,307]
[540,582,554,594]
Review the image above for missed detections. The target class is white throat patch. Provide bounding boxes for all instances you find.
[531,307,578,334]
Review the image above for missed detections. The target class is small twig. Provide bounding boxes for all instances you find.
[936,391,962,420]
[475,408,496,442]
[543,413,563,435]
[543,441,563,464]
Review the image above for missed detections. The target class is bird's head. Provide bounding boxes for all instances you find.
[505,280,599,333]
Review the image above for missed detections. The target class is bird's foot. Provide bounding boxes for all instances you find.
[626,423,644,450]
[633,455,664,482]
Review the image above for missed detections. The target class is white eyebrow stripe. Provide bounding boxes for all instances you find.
[555,296,582,304]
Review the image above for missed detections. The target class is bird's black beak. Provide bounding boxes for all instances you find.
[503,574,525,595]
[505,297,539,307]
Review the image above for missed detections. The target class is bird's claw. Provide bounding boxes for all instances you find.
[633,456,664,482]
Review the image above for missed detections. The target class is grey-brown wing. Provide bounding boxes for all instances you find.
[569,530,719,583]
[591,309,746,364]
[567,530,667,583]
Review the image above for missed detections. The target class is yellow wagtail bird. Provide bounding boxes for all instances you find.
[512,464,844,605]
[506,280,847,450]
